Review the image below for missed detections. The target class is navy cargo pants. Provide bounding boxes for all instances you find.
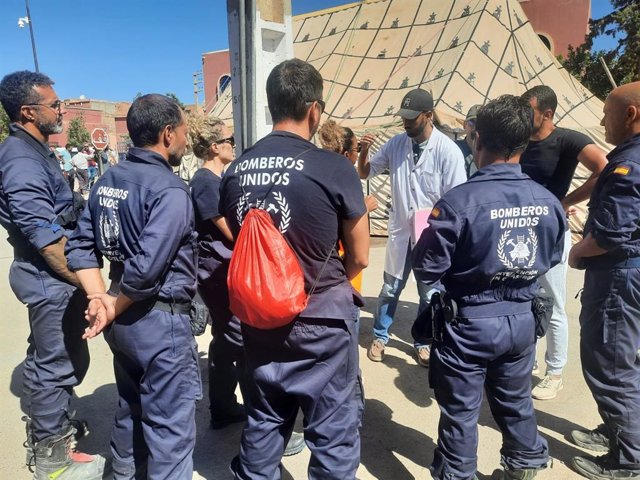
[198,262,246,415]
[430,302,549,479]
[9,259,89,442]
[105,308,202,480]
[231,317,361,480]
[580,267,640,468]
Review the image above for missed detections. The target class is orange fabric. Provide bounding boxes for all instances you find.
[338,242,362,293]
[228,209,307,329]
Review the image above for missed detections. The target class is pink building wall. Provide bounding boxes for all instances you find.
[519,0,591,58]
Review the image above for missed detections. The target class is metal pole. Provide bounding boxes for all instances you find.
[24,0,39,72]
[599,56,617,89]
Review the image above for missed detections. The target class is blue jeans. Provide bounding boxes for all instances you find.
[373,243,433,347]
[538,230,571,376]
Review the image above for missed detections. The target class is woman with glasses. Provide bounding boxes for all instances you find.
[187,115,307,455]
[318,120,377,213]
[187,115,244,429]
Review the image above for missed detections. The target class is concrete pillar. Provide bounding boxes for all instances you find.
[227,0,294,152]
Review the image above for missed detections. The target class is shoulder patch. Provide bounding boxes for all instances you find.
[431,207,441,219]
[614,166,630,176]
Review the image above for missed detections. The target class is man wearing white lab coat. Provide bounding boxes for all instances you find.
[357,88,466,366]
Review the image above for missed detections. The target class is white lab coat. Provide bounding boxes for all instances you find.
[368,128,466,279]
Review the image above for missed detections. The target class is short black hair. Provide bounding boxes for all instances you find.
[0,71,54,121]
[126,94,183,148]
[476,95,533,158]
[521,85,557,114]
[266,59,323,123]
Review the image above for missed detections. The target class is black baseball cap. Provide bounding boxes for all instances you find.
[396,88,434,119]
[466,104,482,121]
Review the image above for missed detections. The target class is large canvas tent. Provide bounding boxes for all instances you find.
[210,0,610,237]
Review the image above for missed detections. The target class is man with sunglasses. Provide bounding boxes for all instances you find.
[357,88,466,367]
[0,71,109,478]
[220,58,369,479]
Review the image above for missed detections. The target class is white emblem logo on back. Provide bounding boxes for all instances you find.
[497,228,538,269]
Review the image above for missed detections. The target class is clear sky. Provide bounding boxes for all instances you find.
[0,0,616,104]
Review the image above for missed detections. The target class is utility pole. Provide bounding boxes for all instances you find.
[226,0,294,152]
[24,0,39,72]
[193,71,203,111]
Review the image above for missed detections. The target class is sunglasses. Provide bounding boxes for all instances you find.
[25,100,63,112]
[215,135,235,147]
[306,99,326,114]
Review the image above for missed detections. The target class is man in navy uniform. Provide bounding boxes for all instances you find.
[220,59,370,480]
[0,71,109,479]
[66,94,201,479]
[569,81,640,480]
[412,95,566,480]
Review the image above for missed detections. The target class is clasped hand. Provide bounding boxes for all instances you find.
[83,293,117,339]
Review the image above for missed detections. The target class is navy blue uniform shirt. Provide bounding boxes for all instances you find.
[219,130,367,319]
[0,124,76,258]
[412,163,567,306]
[66,147,197,304]
[190,168,233,268]
[583,133,640,265]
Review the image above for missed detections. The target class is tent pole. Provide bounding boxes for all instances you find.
[599,56,617,89]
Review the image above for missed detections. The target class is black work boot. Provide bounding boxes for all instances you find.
[571,424,610,453]
[33,424,111,480]
[491,467,539,479]
[572,454,640,480]
[23,414,90,468]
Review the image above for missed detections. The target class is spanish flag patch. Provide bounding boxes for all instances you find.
[614,166,630,176]
[431,207,441,218]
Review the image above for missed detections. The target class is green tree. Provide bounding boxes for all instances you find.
[562,0,640,99]
[165,92,185,109]
[0,105,9,143]
[67,116,91,149]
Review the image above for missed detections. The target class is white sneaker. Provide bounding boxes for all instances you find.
[532,375,563,400]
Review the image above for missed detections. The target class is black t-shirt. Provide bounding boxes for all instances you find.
[190,168,233,263]
[520,127,594,200]
[219,130,367,318]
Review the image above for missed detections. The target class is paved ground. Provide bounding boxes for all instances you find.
[0,236,599,479]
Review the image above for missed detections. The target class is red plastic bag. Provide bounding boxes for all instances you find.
[228,208,307,329]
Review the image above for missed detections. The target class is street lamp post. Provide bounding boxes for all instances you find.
[18,0,40,72]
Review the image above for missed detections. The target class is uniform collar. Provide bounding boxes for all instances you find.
[607,133,640,162]
[469,162,523,181]
[126,146,173,171]
[9,123,53,160]
[267,130,314,145]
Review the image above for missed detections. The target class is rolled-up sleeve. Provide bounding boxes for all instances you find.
[411,199,461,284]
[120,187,194,302]
[2,157,64,250]
[590,164,640,251]
[66,200,103,271]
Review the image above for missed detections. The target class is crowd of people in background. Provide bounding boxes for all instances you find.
[1,62,640,480]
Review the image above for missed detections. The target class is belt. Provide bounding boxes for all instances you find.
[585,256,640,270]
[152,300,191,315]
[456,300,532,318]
